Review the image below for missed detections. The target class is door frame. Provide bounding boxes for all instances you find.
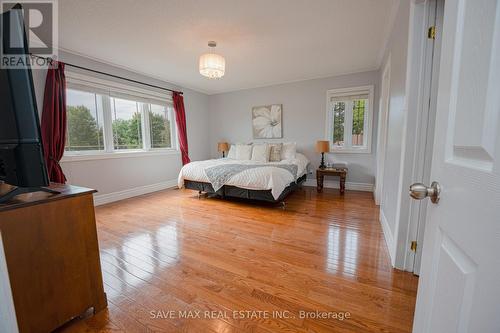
[374,55,391,206]
[406,0,444,274]
[389,0,443,270]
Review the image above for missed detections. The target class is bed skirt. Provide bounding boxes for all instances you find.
[184,174,307,203]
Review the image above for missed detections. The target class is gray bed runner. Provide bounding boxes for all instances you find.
[204,164,298,192]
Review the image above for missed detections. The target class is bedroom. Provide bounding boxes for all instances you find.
[0,0,499,332]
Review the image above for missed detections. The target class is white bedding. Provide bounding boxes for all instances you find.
[178,153,309,199]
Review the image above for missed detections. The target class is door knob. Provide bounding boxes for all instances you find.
[409,181,441,204]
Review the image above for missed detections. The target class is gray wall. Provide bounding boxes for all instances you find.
[378,0,411,240]
[208,71,380,185]
[31,50,210,197]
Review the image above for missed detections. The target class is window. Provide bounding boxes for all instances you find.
[64,72,176,157]
[351,99,366,146]
[326,86,373,153]
[149,104,173,149]
[66,89,105,151]
[111,97,143,150]
[332,101,345,147]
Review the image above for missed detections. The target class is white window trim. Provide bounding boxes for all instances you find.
[64,70,179,160]
[325,85,374,154]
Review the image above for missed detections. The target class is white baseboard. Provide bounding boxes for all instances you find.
[93,179,178,206]
[379,208,396,266]
[303,179,374,192]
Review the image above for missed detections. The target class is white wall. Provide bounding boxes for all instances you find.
[377,0,413,266]
[31,50,210,203]
[208,71,380,187]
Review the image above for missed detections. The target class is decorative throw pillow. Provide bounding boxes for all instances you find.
[227,144,236,159]
[235,144,253,160]
[251,144,270,162]
[281,142,297,160]
[269,143,283,162]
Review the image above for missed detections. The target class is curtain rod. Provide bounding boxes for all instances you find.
[30,54,183,95]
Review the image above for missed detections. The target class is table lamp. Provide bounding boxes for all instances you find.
[218,142,229,158]
[316,140,330,169]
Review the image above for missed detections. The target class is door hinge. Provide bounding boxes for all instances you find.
[410,241,418,252]
[428,26,436,39]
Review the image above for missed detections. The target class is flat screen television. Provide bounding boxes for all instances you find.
[0,4,57,203]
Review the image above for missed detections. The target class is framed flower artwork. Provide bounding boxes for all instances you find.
[252,104,283,139]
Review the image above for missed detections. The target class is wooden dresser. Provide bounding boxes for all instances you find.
[0,183,107,333]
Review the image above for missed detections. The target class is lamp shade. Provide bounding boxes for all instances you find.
[218,142,229,152]
[199,53,225,79]
[316,140,330,153]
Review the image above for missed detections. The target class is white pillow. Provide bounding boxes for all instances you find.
[235,144,253,160]
[251,144,270,162]
[227,144,236,159]
[281,142,297,160]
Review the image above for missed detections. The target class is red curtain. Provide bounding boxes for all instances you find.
[41,61,67,183]
[173,91,190,165]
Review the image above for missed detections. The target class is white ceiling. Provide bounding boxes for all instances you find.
[59,0,398,95]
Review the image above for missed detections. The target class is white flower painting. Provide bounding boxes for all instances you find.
[252,104,283,139]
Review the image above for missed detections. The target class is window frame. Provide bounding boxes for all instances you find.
[325,85,374,154]
[62,71,179,161]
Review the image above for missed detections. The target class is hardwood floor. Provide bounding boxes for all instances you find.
[58,186,418,333]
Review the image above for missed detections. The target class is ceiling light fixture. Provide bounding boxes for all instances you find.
[199,41,225,79]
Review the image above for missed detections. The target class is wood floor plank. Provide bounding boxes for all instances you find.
[60,187,418,332]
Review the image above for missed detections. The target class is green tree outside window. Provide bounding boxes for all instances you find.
[66,105,103,151]
[333,102,345,145]
[352,99,365,146]
[65,104,172,151]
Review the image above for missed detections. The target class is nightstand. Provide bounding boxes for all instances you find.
[316,167,348,194]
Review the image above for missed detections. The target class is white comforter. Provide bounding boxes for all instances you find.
[178,153,309,199]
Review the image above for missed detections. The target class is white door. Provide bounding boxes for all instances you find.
[412,0,500,332]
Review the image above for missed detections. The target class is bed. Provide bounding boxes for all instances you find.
[178,153,309,203]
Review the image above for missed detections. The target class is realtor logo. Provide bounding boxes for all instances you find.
[1,0,58,68]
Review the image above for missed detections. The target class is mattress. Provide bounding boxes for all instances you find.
[178,153,309,200]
